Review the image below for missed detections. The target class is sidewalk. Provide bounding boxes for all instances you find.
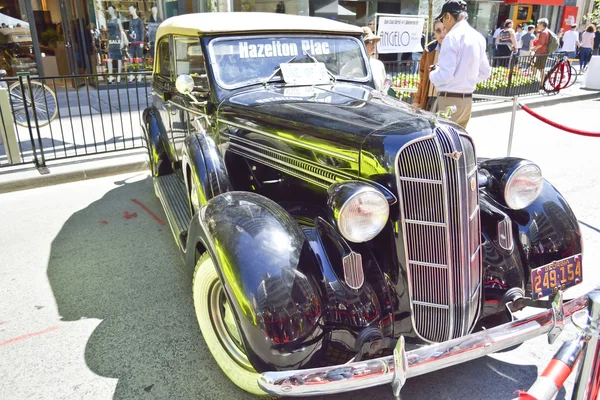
[472,79,600,117]
[0,149,148,194]
[0,82,598,194]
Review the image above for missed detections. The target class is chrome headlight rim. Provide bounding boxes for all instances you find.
[334,184,390,243]
[503,161,543,210]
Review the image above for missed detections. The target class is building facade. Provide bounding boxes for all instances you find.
[0,0,594,77]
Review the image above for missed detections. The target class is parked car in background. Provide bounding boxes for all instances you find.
[0,27,55,76]
[143,12,590,398]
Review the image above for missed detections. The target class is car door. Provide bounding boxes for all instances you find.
[151,36,178,165]
[169,35,212,162]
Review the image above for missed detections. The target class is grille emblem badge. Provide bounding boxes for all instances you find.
[343,252,364,290]
[444,151,463,161]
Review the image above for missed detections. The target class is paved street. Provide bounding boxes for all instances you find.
[0,99,599,399]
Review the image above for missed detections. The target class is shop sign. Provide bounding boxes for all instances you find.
[376,16,425,54]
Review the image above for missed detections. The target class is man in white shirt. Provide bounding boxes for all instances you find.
[562,24,580,60]
[429,0,491,129]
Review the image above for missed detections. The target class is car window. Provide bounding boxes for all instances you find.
[157,39,171,79]
[174,36,208,92]
[208,36,368,89]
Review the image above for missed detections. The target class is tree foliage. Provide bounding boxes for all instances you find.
[584,0,600,25]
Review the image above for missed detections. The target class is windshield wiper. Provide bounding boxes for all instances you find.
[302,50,336,83]
[262,54,298,87]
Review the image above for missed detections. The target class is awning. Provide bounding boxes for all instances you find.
[0,13,30,28]
[315,3,357,16]
[504,0,562,6]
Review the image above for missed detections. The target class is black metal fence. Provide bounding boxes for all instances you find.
[387,53,561,104]
[0,72,151,169]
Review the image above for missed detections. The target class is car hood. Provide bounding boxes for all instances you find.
[218,83,434,145]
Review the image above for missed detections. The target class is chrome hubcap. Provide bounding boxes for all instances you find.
[208,280,252,370]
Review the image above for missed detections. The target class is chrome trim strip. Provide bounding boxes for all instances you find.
[220,118,357,162]
[434,130,456,341]
[413,300,450,309]
[258,290,594,396]
[469,205,479,221]
[224,133,344,181]
[227,143,331,188]
[405,219,446,227]
[409,261,448,269]
[397,176,443,184]
[470,246,481,262]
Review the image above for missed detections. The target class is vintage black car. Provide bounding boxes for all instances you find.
[142,12,589,397]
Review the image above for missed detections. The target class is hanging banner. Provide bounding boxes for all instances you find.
[376,16,424,54]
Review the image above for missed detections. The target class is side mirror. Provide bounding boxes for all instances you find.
[175,74,194,95]
[0,69,6,78]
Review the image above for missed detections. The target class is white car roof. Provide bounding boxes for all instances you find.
[155,12,364,41]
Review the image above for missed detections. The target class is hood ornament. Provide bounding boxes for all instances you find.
[444,151,463,161]
[343,251,364,290]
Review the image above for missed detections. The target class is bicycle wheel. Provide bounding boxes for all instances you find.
[565,65,578,88]
[8,81,58,128]
[543,65,561,94]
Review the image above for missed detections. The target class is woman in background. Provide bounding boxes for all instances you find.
[414,20,446,111]
[579,24,596,72]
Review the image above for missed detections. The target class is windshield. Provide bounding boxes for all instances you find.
[209,36,369,89]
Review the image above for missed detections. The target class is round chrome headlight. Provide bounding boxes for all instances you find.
[334,186,389,243]
[504,162,543,210]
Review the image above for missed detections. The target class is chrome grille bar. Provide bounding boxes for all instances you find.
[395,127,482,343]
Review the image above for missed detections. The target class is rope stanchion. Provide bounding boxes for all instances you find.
[519,104,600,137]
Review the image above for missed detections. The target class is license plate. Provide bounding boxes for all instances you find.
[531,254,582,298]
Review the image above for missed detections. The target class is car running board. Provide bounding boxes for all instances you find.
[154,174,191,251]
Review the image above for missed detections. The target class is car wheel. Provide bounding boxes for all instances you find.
[193,252,274,397]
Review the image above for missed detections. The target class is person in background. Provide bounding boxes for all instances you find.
[496,19,518,67]
[593,25,600,55]
[415,19,446,111]
[492,23,502,55]
[515,24,524,52]
[520,25,535,56]
[531,18,550,86]
[429,0,491,129]
[579,24,596,72]
[362,27,387,92]
[562,24,579,60]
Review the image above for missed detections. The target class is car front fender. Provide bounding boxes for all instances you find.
[185,191,326,373]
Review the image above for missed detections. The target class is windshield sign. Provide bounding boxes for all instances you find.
[210,36,368,89]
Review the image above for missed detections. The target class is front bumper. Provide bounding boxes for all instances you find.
[258,288,598,397]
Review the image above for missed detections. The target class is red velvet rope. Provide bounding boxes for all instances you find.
[519,104,600,137]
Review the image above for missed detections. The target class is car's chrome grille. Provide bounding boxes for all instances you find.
[396,126,481,343]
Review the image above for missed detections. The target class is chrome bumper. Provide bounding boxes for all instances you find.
[258,289,597,397]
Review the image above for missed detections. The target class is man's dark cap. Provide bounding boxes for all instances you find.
[435,0,467,21]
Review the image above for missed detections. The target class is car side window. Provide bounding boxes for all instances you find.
[157,39,171,80]
[173,36,208,93]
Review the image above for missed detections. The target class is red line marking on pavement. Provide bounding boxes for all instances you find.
[0,326,59,347]
[100,220,109,225]
[131,199,166,226]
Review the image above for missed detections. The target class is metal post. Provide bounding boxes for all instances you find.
[0,87,21,164]
[21,0,44,77]
[507,97,518,157]
[573,290,600,400]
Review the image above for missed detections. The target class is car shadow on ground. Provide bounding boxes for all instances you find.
[46,175,256,399]
[45,175,561,400]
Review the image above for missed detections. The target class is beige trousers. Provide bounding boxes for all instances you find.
[436,96,473,129]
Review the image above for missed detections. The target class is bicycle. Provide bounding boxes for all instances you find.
[0,69,58,128]
[542,52,578,94]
